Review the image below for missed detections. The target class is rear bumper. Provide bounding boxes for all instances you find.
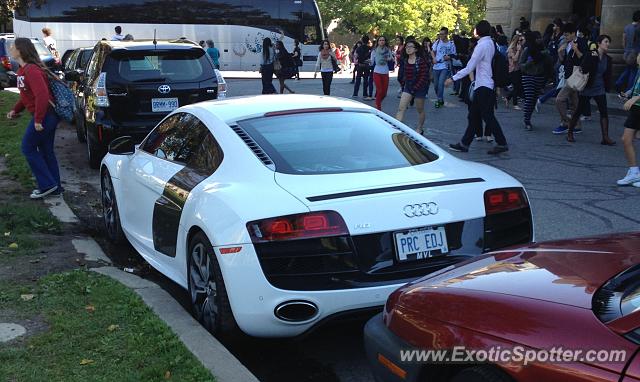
[89,119,158,147]
[364,313,423,382]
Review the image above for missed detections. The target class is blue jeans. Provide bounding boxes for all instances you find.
[353,66,370,97]
[539,87,560,104]
[616,64,638,92]
[433,69,449,102]
[367,66,374,97]
[22,110,61,190]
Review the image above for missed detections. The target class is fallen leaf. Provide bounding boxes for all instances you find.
[85,305,96,313]
[80,359,94,365]
[164,371,171,380]
[107,324,119,332]
[3,232,9,237]
[8,243,18,249]
[20,294,34,301]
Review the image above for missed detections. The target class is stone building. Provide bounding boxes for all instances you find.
[486,0,638,73]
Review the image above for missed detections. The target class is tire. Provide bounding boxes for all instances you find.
[76,114,86,143]
[101,168,126,244]
[187,231,238,338]
[451,366,512,382]
[87,129,103,169]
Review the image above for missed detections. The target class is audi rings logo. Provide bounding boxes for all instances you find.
[403,203,439,217]
[158,85,171,94]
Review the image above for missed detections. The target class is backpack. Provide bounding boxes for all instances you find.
[491,43,510,87]
[46,71,75,122]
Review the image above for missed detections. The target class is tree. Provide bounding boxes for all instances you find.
[318,0,486,40]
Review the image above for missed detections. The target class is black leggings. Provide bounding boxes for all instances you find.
[321,71,333,95]
[576,94,608,119]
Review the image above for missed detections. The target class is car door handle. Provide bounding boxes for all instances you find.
[108,92,128,97]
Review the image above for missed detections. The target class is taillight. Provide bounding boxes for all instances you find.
[95,72,109,107]
[247,211,348,243]
[484,188,528,215]
[1,56,11,71]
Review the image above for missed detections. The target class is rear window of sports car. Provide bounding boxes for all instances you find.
[236,112,438,175]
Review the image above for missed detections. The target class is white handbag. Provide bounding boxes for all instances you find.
[566,67,589,92]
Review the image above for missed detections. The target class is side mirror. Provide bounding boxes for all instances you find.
[64,71,80,82]
[108,136,135,155]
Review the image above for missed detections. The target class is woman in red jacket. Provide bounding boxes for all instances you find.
[6,38,61,198]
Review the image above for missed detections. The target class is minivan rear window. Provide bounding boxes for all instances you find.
[237,112,439,175]
[110,49,211,82]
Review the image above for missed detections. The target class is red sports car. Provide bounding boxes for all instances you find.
[364,232,640,382]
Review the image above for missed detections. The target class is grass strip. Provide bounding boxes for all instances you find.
[0,91,36,186]
[0,269,215,382]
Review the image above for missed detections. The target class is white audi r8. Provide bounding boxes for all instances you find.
[100,95,533,338]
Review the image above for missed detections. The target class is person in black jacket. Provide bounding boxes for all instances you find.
[566,35,615,145]
[274,41,296,94]
[553,23,588,135]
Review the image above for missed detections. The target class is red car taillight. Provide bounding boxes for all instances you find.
[484,188,528,215]
[247,211,348,243]
[1,56,11,71]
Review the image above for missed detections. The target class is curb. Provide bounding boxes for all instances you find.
[92,267,259,382]
[44,196,259,382]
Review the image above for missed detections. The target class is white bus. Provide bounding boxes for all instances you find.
[13,0,325,71]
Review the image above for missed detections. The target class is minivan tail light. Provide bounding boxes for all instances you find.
[247,211,348,243]
[1,56,11,71]
[95,72,109,107]
[484,188,528,215]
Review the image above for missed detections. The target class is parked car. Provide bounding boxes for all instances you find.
[67,39,223,168]
[100,94,534,338]
[364,232,640,382]
[62,47,93,141]
[0,35,58,89]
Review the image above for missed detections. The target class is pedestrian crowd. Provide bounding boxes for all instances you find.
[5,11,640,199]
[272,12,640,186]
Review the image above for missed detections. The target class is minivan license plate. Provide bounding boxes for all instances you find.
[394,226,448,262]
[151,98,179,112]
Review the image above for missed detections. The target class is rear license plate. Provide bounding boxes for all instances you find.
[151,98,179,112]
[394,226,448,262]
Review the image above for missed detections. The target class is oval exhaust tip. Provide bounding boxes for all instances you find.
[274,301,318,322]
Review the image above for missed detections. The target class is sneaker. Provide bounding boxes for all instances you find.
[525,124,533,131]
[574,128,582,134]
[552,125,568,135]
[351,95,358,99]
[448,143,469,152]
[535,99,541,113]
[513,105,522,110]
[31,187,64,196]
[487,145,509,155]
[617,170,640,186]
[485,136,494,142]
[580,115,591,121]
[475,136,483,141]
[30,186,58,199]
[633,181,640,188]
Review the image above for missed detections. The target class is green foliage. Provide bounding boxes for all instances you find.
[318,0,486,40]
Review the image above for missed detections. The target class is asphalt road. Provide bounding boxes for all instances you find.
[43,73,640,382]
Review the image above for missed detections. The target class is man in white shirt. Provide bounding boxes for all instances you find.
[446,20,509,155]
[112,26,124,41]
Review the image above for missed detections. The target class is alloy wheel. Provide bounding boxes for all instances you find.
[189,242,218,331]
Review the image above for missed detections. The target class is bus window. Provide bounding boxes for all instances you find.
[28,2,50,22]
[302,0,322,44]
